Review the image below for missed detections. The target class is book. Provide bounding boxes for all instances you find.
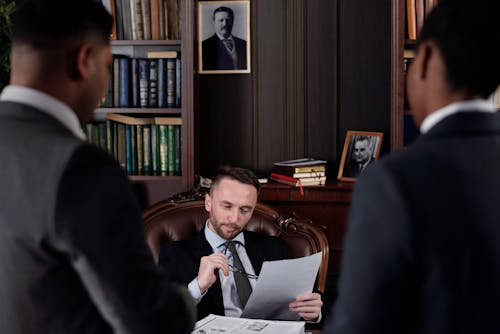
[166,58,176,107]
[106,113,155,125]
[269,168,325,178]
[273,158,327,167]
[138,58,149,107]
[269,172,326,187]
[272,158,327,174]
[148,58,159,107]
[118,56,130,107]
[140,0,151,40]
[150,0,161,40]
[406,0,417,40]
[147,51,178,59]
[166,0,179,39]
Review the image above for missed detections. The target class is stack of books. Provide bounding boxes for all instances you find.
[269,158,327,187]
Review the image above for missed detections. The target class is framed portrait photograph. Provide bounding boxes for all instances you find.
[198,0,251,74]
[337,131,384,182]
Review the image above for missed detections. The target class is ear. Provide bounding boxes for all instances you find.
[205,193,212,212]
[74,43,96,81]
[415,41,434,81]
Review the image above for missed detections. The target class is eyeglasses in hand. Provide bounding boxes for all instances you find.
[221,242,259,280]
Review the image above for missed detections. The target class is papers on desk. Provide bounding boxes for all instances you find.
[241,252,322,321]
[192,314,305,334]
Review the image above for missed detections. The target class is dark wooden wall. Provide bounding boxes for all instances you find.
[196,0,337,177]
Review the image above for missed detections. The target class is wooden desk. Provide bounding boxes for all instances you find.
[259,180,353,275]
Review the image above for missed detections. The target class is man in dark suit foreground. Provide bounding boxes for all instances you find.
[0,1,195,333]
[325,0,500,333]
[202,6,247,70]
[160,166,322,320]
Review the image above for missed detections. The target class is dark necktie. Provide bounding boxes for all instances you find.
[225,241,252,308]
[224,38,234,52]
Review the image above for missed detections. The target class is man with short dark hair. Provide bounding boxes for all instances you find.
[325,0,500,333]
[0,1,195,333]
[202,6,247,70]
[160,166,323,321]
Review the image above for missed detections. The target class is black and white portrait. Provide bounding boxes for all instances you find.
[338,131,384,182]
[198,1,251,74]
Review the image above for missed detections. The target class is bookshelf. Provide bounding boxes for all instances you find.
[91,0,194,207]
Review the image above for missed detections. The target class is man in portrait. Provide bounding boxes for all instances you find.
[202,6,247,71]
[342,136,375,178]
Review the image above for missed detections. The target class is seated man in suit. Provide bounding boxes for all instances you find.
[202,6,247,70]
[159,166,322,321]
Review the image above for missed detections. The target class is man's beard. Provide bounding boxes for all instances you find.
[210,218,242,240]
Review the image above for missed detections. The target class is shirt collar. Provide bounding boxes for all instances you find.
[0,85,86,140]
[216,33,233,41]
[204,220,246,251]
[420,99,496,134]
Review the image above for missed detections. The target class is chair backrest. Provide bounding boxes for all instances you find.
[142,200,330,293]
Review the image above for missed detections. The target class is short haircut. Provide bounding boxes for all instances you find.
[210,166,261,195]
[11,0,112,49]
[417,0,500,98]
[213,6,234,22]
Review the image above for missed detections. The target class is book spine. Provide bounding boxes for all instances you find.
[158,124,168,173]
[125,124,133,173]
[148,58,159,107]
[176,58,181,107]
[98,123,107,151]
[102,65,114,107]
[141,0,151,40]
[136,124,144,173]
[157,58,167,107]
[166,58,176,107]
[130,124,137,173]
[134,0,144,40]
[142,124,152,173]
[167,124,175,174]
[151,124,159,173]
[174,124,181,175]
[116,123,126,170]
[131,58,140,107]
[113,57,120,107]
[138,58,149,107]
[118,57,130,107]
[150,0,161,40]
[106,119,114,156]
[158,0,165,40]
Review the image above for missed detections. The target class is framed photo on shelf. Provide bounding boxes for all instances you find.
[198,0,251,74]
[337,131,384,182]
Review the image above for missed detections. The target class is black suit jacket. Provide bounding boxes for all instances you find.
[342,157,375,178]
[325,111,500,334]
[159,230,286,320]
[202,34,247,70]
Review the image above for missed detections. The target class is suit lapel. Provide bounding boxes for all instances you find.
[244,231,266,275]
[192,232,225,317]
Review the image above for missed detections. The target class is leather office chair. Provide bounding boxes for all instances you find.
[142,200,330,293]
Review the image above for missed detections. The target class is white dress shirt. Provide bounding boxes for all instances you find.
[420,99,496,134]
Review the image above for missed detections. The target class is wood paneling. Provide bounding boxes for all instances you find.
[197,0,337,177]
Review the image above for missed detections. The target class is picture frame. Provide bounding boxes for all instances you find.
[337,131,384,182]
[198,0,251,74]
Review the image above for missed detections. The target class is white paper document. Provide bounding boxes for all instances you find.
[192,314,305,334]
[241,252,322,321]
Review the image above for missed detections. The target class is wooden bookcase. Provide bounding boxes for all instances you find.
[92,1,194,208]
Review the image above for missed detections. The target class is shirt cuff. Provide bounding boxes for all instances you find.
[306,311,322,323]
[188,278,207,304]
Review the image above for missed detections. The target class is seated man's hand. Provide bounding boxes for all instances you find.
[289,292,323,321]
[197,253,229,293]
